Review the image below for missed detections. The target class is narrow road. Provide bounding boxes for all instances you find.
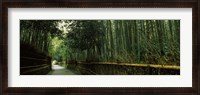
[47,65,77,75]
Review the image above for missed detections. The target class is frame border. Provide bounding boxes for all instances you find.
[1,0,199,95]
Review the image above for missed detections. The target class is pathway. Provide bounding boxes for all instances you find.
[47,65,77,75]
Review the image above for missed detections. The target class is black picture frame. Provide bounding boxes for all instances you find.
[1,0,199,95]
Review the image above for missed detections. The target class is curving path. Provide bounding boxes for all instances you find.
[47,65,77,75]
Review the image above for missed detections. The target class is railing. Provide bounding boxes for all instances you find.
[68,62,180,75]
[82,62,180,70]
[20,56,51,75]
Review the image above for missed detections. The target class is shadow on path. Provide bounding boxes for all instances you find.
[47,65,77,75]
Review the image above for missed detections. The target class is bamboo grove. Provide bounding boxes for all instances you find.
[20,20,180,66]
[20,20,61,54]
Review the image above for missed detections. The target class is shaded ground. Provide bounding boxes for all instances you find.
[47,65,77,75]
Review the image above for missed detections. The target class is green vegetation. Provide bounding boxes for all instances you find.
[20,20,180,75]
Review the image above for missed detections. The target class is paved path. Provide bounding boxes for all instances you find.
[47,65,76,75]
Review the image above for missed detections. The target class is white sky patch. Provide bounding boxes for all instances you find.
[57,20,73,34]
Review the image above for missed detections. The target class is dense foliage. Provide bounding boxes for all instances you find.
[64,20,180,65]
[20,20,180,66]
[20,20,61,53]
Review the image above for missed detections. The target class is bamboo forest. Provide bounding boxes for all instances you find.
[20,20,180,75]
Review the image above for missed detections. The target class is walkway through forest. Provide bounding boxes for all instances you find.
[20,20,180,75]
[47,65,77,75]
